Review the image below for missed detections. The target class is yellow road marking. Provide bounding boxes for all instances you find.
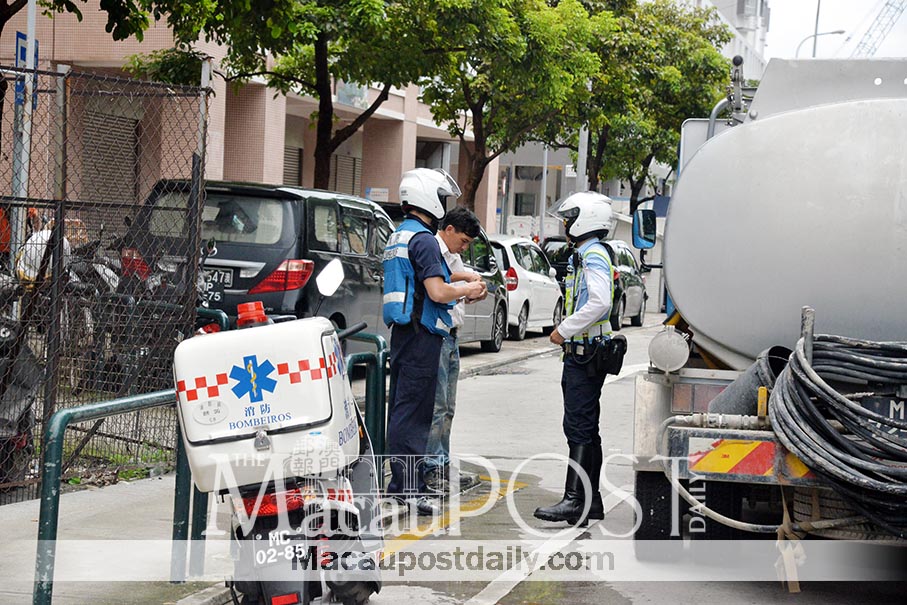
[380,476,528,560]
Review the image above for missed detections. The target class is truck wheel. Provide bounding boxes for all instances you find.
[481,304,506,352]
[633,471,684,561]
[689,481,746,562]
[610,297,625,332]
[631,297,646,327]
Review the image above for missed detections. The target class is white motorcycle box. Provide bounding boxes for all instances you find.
[173,317,361,493]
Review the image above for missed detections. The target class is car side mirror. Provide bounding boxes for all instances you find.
[548,267,557,279]
[488,256,497,271]
[316,258,345,297]
[632,209,657,250]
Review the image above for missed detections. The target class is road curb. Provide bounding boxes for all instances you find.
[460,345,560,379]
[175,583,232,605]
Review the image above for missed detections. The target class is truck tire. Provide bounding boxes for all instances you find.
[689,481,745,563]
[633,471,683,561]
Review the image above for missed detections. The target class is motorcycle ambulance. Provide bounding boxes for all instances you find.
[173,259,382,605]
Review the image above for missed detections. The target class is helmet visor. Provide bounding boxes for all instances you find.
[434,169,461,213]
[547,196,579,219]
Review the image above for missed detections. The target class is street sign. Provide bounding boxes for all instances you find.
[14,31,38,107]
[366,187,389,202]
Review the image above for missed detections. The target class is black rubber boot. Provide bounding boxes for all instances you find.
[534,444,597,525]
[588,443,604,520]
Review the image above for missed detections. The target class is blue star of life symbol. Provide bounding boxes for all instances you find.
[230,355,277,403]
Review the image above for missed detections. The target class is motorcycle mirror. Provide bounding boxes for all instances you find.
[205,238,217,257]
[123,215,132,228]
[316,258,344,298]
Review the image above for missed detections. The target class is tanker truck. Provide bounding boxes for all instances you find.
[630,57,907,557]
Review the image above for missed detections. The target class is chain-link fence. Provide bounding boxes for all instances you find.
[0,66,208,504]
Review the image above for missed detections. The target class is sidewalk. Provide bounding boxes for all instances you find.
[0,335,563,605]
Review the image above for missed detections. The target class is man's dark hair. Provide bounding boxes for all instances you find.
[441,206,481,238]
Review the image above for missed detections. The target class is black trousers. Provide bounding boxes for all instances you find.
[561,351,607,448]
[386,323,442,497]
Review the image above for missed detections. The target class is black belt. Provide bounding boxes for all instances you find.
[449,327,459,338]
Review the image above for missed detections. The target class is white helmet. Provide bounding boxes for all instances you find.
[551,192,614,241]
[399,168,461,221]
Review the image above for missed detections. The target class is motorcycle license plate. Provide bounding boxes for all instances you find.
[252,536,310,568]
[202,268,232,303]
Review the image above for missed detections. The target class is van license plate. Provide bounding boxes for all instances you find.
[204,268,233,288]
[202,269,232,303]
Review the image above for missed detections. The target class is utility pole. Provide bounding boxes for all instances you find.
[812,0,822,58]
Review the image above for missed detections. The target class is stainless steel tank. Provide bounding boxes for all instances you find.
[664,59,907,369]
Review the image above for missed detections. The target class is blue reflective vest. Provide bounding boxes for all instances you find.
[382,218,453,336]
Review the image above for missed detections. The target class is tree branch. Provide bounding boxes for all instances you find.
[330,82,392,153]
[220,70,317,94]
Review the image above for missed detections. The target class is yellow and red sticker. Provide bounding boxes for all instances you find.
[688,438,813,480]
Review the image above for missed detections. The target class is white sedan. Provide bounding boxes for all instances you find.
[489,234,563,340]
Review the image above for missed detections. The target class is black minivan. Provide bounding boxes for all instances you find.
[122,180,395,342]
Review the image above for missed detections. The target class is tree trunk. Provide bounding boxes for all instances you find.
[460,153,491,212]
[312,33,334,190]
[588,125,609,192]
[628,153,655,215]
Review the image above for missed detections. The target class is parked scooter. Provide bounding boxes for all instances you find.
[69,223,121,296]
[0,274,43,495]
[173,259,382,605]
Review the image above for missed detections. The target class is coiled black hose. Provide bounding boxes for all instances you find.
[769,334,907,538]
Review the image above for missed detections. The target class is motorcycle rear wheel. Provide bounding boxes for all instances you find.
[327,580,376,605]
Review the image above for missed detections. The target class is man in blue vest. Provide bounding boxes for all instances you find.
[383,168,486,515]
[534,192,616,526]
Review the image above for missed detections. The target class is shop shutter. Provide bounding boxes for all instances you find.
[331,155,361,195]
[83,110,137,203]
[283,146,302,186]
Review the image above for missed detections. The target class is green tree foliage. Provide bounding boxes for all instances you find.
[595,0,732,212]
[150,0,437,189]
[418,0,609,209]
[125,47,205,85]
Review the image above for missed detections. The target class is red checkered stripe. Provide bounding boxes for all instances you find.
[177,373,229,403]
[276,353,339,384]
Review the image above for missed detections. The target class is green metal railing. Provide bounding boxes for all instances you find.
[347,332,389,463]
[33,389,177,605]
[33,329,388,604]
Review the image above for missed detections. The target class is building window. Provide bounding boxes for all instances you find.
[514,193,536,216]
[330,155,362,196]
[283,146,302,186]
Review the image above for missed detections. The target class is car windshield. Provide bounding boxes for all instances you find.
[543,239,571,263]
[200,194,285,244]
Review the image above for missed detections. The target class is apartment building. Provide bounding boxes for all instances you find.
[0,4,499,228]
